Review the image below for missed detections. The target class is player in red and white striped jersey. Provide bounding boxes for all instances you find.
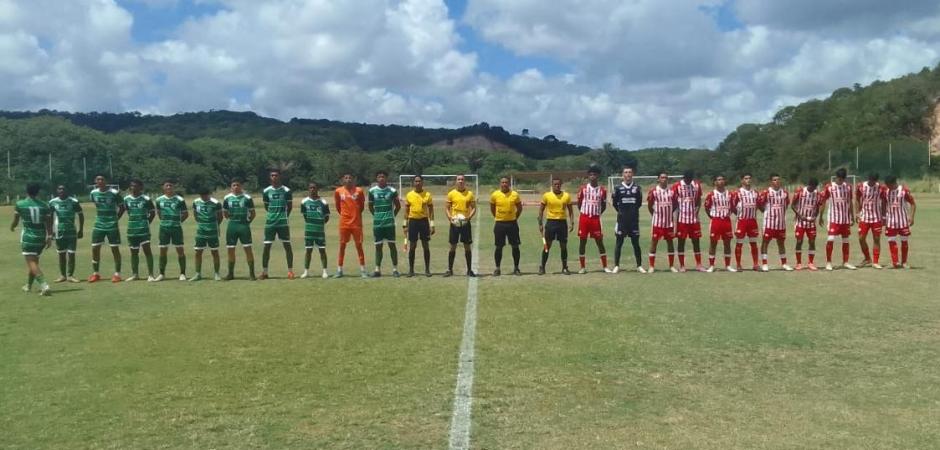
[646,172,677,273]
[819,168,856,270]
[704,175,736,272]
[791,178,821,271]
[758,174,793,272]
[855,173,886,269]
[882,175,916,269]
[576,165,611,273]
[733,173,761,271]
[671,171,704,272]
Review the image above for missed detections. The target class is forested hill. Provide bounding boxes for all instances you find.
[0,110,591,160]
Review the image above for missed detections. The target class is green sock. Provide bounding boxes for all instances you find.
[178,256,186,275]
[159,254,167,275]
[28,273,35,288]
[67,254,76,277]
[248,260,256,278]
[305,252,311,270]
[35,274,45,286]
[92,260,100,273]
[320,250,328,270]
[213,256,220,274]
[227,261,235,277]
[262,246,270,271]
[284,244,293,270]
[195,255,202,275]
[375,245,384,268]
[389,244,398,267]
[59,255,67,277]
[131,253,139,276]
[114,257,121,273]
[145,253,154,276]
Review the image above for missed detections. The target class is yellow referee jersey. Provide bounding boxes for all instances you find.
[447,189,475,216]
[490,190,520,222]
[405,190,432,220]
[541,191,571,220]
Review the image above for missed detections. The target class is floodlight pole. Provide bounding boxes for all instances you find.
[855,146,859,170]
[828,150,831,172]
[48,154,52,180]
[889,143,893,169]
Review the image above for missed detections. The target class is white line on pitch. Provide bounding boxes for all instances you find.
[448,217,481,450]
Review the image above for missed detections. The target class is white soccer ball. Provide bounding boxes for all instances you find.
[453,213,467,227]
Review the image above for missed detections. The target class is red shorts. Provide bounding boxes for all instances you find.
[735,218,759,239]
[676,222,702,239]
[858,221,882,237]
[339,227,363,244]
[763,228,786,240]
[709,218,732,241]
[578,215,603,239]
[885,227,911,237]
[651,226,675,241]
[827,223,852,237]
[794,225,817,240]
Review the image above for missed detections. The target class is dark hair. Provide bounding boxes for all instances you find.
[230,178,243,185]
[741,172,752,178]
[884,175,898,185]
[413,175,423,182]
[308,181,319,188]
[552,178,561,183]
[769,172,780,179]
[269,169,281,175]
[587,164,601,175]
[868,172,879,182]
[683,170,694,180]
[198,186,211,195]
[658,170,669,177]
[163,179,175,186]
[713,174,725,182]
[623,166,635,172]
[26,183,41,196]
[500,176,511,182]
[375,170,388,178]
[835,168,847,179]
[807,177,819,187]
[130,178,143,187]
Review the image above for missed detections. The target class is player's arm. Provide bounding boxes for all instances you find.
[790,192,801,221]
[428,199,436,235]
[636,187,643,209]
[44,209,54,248]
[247,198,256,223]
[537,199,546,232]
[705,194,714,219]
[368,191,375,215]
[147,200,156,224]
[445,197,453,221]
[215,206,223,225]
[489,198,496,218]
[357,190,364,213]
[392,195,401,217]
[323,202,331,224]
[76,203,85,239]
[286,191,294,216]
[908,192,916,226]
[646,193,654,216]
[601,189,607,214]
[222,200,231,220]
[515,198,523,220]
[10,209,19,232]
[566,201,575,232]
[467,198,477,221]
[116,196,126,220]
[263,191,270,211]
[403,197,411,230]
[180,199,189,223]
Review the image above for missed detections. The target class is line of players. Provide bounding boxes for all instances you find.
[11,166,917,295]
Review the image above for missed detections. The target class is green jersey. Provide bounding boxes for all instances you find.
[262,185,292,228]
[300,197,330,235]
[193,197,222,238]
[48,196,82,239]
[368,185,397,229]
[90,188,123,232]
[223,193,255,225]
[124,194,154,238]
[15,198,50,247]
[155,194,187,229]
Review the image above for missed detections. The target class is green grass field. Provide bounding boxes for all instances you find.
[1,192,938,449]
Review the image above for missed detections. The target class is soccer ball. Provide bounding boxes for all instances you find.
[452,214,467,227]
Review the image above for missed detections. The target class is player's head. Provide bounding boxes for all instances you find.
[95,175,106,189]
[342,173,354,188]
[741,172,752,188]
[769,173,781,189]
[552,178,562,193]
[230,178,243,194]
[806,177,819,191]
[26,182,41,197]
[162,180,175,195]
[455,174,466,190]
[713,175,726,189]
[835,168,847,182]
[412,174,424,191]
[683,170,694,183]
[198,185,211,198]
[130,179,143,195]
[308,181,319,196]
[622,166,634,182]
[269,169,281,185]
[657,171,669,187]
[375,170,388,186]
[499,176,511,192]
[885,175,898,189]
[867,172,879,183]
[56,184,67,198]
[587,165,601,183]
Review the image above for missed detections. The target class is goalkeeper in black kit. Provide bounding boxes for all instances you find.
[612,166,646,273]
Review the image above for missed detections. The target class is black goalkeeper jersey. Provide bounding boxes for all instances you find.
[612,182,643,227]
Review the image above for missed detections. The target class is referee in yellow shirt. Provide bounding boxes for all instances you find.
[445,174,476,277]
[489,176,523,276]
[538,178,575,275]
[404,175,434,277]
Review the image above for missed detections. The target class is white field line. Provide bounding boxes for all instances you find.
[448,216,481,450]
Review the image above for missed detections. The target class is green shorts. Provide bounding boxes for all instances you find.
[55,236,77,253]
[21,240,46,256]
[195,235,220,250]
[264,225,290,243]
[159,227,184,247]
[226,224,253,247]
[91,228,121,246]
[373,226,396,244]
[127,234,152,250]
[305,232,326,249]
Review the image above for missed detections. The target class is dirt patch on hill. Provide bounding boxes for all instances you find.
[931,99,940,156]
[431,135,515,152]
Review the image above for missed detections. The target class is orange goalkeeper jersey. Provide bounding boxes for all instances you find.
[334,186,365,229]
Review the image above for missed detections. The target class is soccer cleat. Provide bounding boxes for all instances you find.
[843,263,857,270]
[893,263,903,269]
[679,266,687,273]
[612,266,620,274]
[512,269,522,276]
[54,275,67,283]
[39,286,51,297]
[372,270,381,278]
[857,260,871,268]
[426,270,433,278]
[538,266,545,275]
[153,274,165,282]
[406,271,415,278]
[363,271,371,278]
[752,265,761,272]
[391,269,400,278]
[258,273,269,280]
[300,270,309,279]
[188,274,202,282]
[322,270,330,279]
[287,271,296,280]
[706,266,714,273]
[67,276,80,283]
[561,268,571,275]
[648,267,656,274]
[807,263,818,271]
[825,263,834,271]
[726,266,737,273]
[637,266,647,274]
[147,275,157,282]
[872,263,884,270]
[214,273,222,281]
[111,274,123,283]
[178,274,187,281]
[670,267,679,273]
[444,270,453,277]
[467,270,476,277]
[794,263,803,271]
[578,268,587,275]
[125,275,138,282]
[782,264,794,272]
[22,284,31,293]
[604,267,614,274]
[332,270,343,279]
[87,273,101,283]
[493,268,501,276]
[223,274,234,281]
[248,275,257,281]
[760,264,769,272]
[696,265,707,272]
[902,263,911,269]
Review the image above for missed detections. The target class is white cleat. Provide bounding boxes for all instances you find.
[178,274,187,281]
[637,266,647,274]
[727,266,738,273]
[647,267,655,274]
[872,263,884,270]
[22,284,31,293]
[300,270,310,279]
[214,273,222,281]
[761,264,770,272]
[782,264,794,271]
[825,263,833,271]
[604,267,614,274]
[54,276,67,283]
[39,286,51,297]
[706,266,715,273]
[153,274,165,282]
[578,268,587,275]
[902,263,911,269]
[843,263,857,270]
[67,276,81,283]
[669,267,679,273]
[322,270,330,279]
[147,276,156,282]
[612,266,620,274]
[125,275,138,282]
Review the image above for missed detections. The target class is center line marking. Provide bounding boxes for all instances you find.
[448,215,481,450]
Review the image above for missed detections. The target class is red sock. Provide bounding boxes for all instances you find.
[901,241,909,263]
[600,254,608,268]
[889,241,899,265]
[579,255,586,269]
[649,253,656,268]
[842,242,850,264]
[694,252,702,266]
[780,254,788,265]
[724,254,731,267]
[796,251,802,264]
[735,243,743,267]
[668,252,675,267]
[873,247,880,264]
[826,241,834,262]
[808,251,815,264]
[338,244,346,267]
[355,242,365,265]
[678,254,686,268]
[708,255,715,267]
[749,243,759,266]
[762,254,768,265]
[861,246,871,262]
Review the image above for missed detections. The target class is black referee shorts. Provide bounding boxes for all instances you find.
[407,218,431,242]
[544,219,568,243]
[449,223,473,245]
[494,221,521,247]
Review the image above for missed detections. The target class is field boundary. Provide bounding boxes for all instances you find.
[447,215,481,450]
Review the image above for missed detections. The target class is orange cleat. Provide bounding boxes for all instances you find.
[807,263,819,271]
[287,271,295,280]
[87,273,101,283]
[258,273,268,280]
[794,263,803,271]
[111,274,122,283]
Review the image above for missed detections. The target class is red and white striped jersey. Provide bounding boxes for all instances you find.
[792,187,820,228]
[883,186,914,229]
[734,187,759,220]
[704,189,733,219]
[856,181,884,223]
[647,185,676,228]
[577,184,607,217]
[760,187,789,230]
[821,182,852,225]
[671,180,702,224]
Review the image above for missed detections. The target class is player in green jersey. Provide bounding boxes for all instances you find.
[124,179,156,282]
[10,183,53,296]
[154,180,189,281]
[222,179,257,280]
[190,186,223,282]
[367,170,401,277]
[260,169,294,280]
[49,185,84,282]
[300,181,331,279]
[88,175,124,283]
